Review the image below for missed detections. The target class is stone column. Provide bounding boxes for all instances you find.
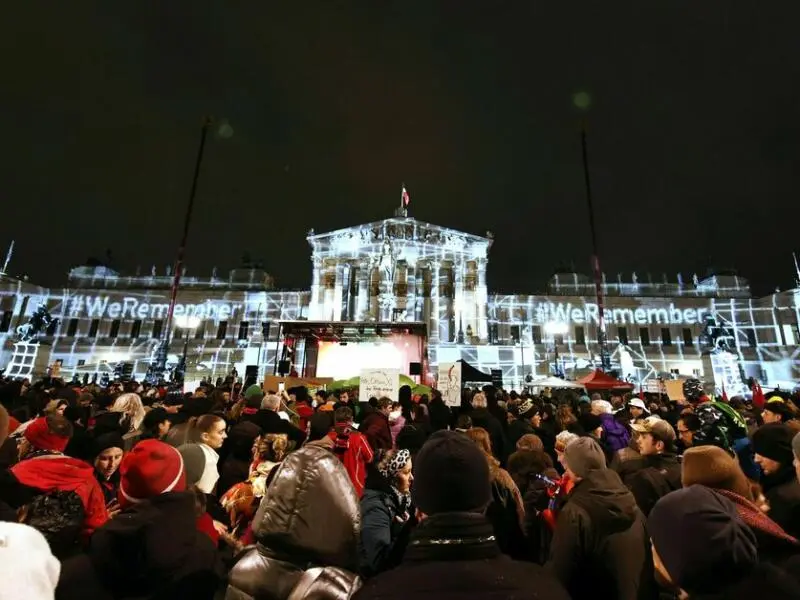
[429,261,440,343]
[309,256,323,320]
[356,261,369,321]
[322,264,336,321]
[453,258,464,342]
[439,262,452,343]
[477,258,488,342]
[406,261,417,322]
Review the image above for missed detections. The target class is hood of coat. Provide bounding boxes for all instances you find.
[253,444,360,571]
[12,455,96,492]
[87,492,212,591]
[568,469,638,535]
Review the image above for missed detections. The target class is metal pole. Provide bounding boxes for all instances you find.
[152,118,213,381]
[581,120,611,371]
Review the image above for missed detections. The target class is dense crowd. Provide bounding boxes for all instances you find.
[1,372,800,599]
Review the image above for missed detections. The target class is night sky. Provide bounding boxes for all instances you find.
[2,2,799,296]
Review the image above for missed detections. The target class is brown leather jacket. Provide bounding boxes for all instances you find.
[225,444,361,600]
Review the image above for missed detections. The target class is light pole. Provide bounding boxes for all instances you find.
[545,321,569,378]
[174,315,202,384]
[574,92,611,372]
[149,117,230,383]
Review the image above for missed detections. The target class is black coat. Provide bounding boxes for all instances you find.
[469,408,507,464]
[506,419,535,451]
[761,466,800,540]
[623,453,682,517]
[240,409,307,448]
[547,469,657,600]
[56,491,222,600]
[427,399,451,433]
[353,512,570,600]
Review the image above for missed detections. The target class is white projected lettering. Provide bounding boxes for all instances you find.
[534,301,706,326]
[66,295,241,320]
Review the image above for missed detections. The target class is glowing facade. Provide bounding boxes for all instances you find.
[0,216,798,390]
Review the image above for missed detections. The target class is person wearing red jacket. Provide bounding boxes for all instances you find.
[360,397,393,451]
[11,415,108,537]
[327,406,374,497]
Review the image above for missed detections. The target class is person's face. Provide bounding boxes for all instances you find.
[531,413,542,428]
[195,389,206,398]
[754,453,781,476]
[56,404,67,416]
[202,419,228,449]
[395,459,413,494]
[341,392,349,403]
[95,447,124,479]
[762,409,781,424]
[630,406,644,418]
[157,420,171,437]
[637,433,660,456]
[222,392,231,403]
[677,420,693,447]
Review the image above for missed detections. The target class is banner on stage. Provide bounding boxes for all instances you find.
[437,362,462,407]
[359,368,400,404]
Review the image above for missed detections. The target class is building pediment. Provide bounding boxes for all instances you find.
[307,217,492,261]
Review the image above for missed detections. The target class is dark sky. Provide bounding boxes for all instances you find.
[2,2,799,295]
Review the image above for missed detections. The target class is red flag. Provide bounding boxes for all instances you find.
[721,381,728,403]
[639,383,645,401]
[401,184,410,207]
[752,381,765,409]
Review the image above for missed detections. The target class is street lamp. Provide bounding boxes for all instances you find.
[149,117,231,384]
[174,314,202,384]
[545,321,569,377]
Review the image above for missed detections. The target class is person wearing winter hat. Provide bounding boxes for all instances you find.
[178,442,219,495]
[682,445,799,564]
[11,415,108,537]
[92,432,125,507]
[752,423,800,538]
[548,437,655,600]
[0,522,60,600]
[627,397,650,423]
[354,430,570,599]
[763,399,796,425]
[57,438,221,600]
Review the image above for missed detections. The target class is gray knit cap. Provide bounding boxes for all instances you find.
[563,436,607,478]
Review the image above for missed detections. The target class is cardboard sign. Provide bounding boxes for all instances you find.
[359,368,400,404]
[437,362,462,407]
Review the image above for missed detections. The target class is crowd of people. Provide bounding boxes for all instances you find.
[1,371,800,599]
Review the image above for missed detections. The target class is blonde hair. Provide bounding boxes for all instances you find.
[471,392,488,409]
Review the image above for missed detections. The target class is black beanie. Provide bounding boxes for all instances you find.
[411,430,491,515]
[93,432,125,458]
[752,423,794,465]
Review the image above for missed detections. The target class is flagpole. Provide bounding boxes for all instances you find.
[793,252,800,288]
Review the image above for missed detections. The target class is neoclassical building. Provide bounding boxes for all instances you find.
[0,213,798,392]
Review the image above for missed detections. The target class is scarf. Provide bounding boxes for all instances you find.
[714,488,798,544]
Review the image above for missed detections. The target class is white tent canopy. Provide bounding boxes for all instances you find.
[529,376,585,390]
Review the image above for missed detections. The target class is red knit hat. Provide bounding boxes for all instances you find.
[119,439,186,506]
[24,417,70,453]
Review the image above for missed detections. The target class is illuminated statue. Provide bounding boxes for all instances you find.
[632,272,638,284]
[693,273,699,285]
[16,303,54,342]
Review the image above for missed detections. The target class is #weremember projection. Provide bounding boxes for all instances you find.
[67,295,242,320]
[533,302,709,326]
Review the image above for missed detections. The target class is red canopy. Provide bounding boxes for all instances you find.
[578,369,635,391]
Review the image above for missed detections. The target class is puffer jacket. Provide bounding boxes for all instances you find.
[226,444,362,600]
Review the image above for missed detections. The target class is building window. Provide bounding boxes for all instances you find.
[238,321,250,340]
[109,319,121,339]
[510,325,520,342]
[88,319,100,337]
[216,321,228,340]
[67,318,79,337]
[782,324,796,346]
[617,326,628,345]
[554,334,565,346]
[152,320,163,339]
[682,328,693,346]
[0,311,12,332]
[532,325,542,344]
[745,329,757,347]
[174,327,183,340]
[574,326,586,346]
[488,323,498,344]
[261,321,270,338]
[661,328,672,346]
[130,320,142,339]
[639,328,651,346]
[46,318,59,336]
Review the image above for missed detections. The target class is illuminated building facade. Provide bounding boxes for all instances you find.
[0,216,798,390]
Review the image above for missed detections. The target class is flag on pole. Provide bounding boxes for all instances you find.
[752,381,765,409]
[401,183,410,207]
